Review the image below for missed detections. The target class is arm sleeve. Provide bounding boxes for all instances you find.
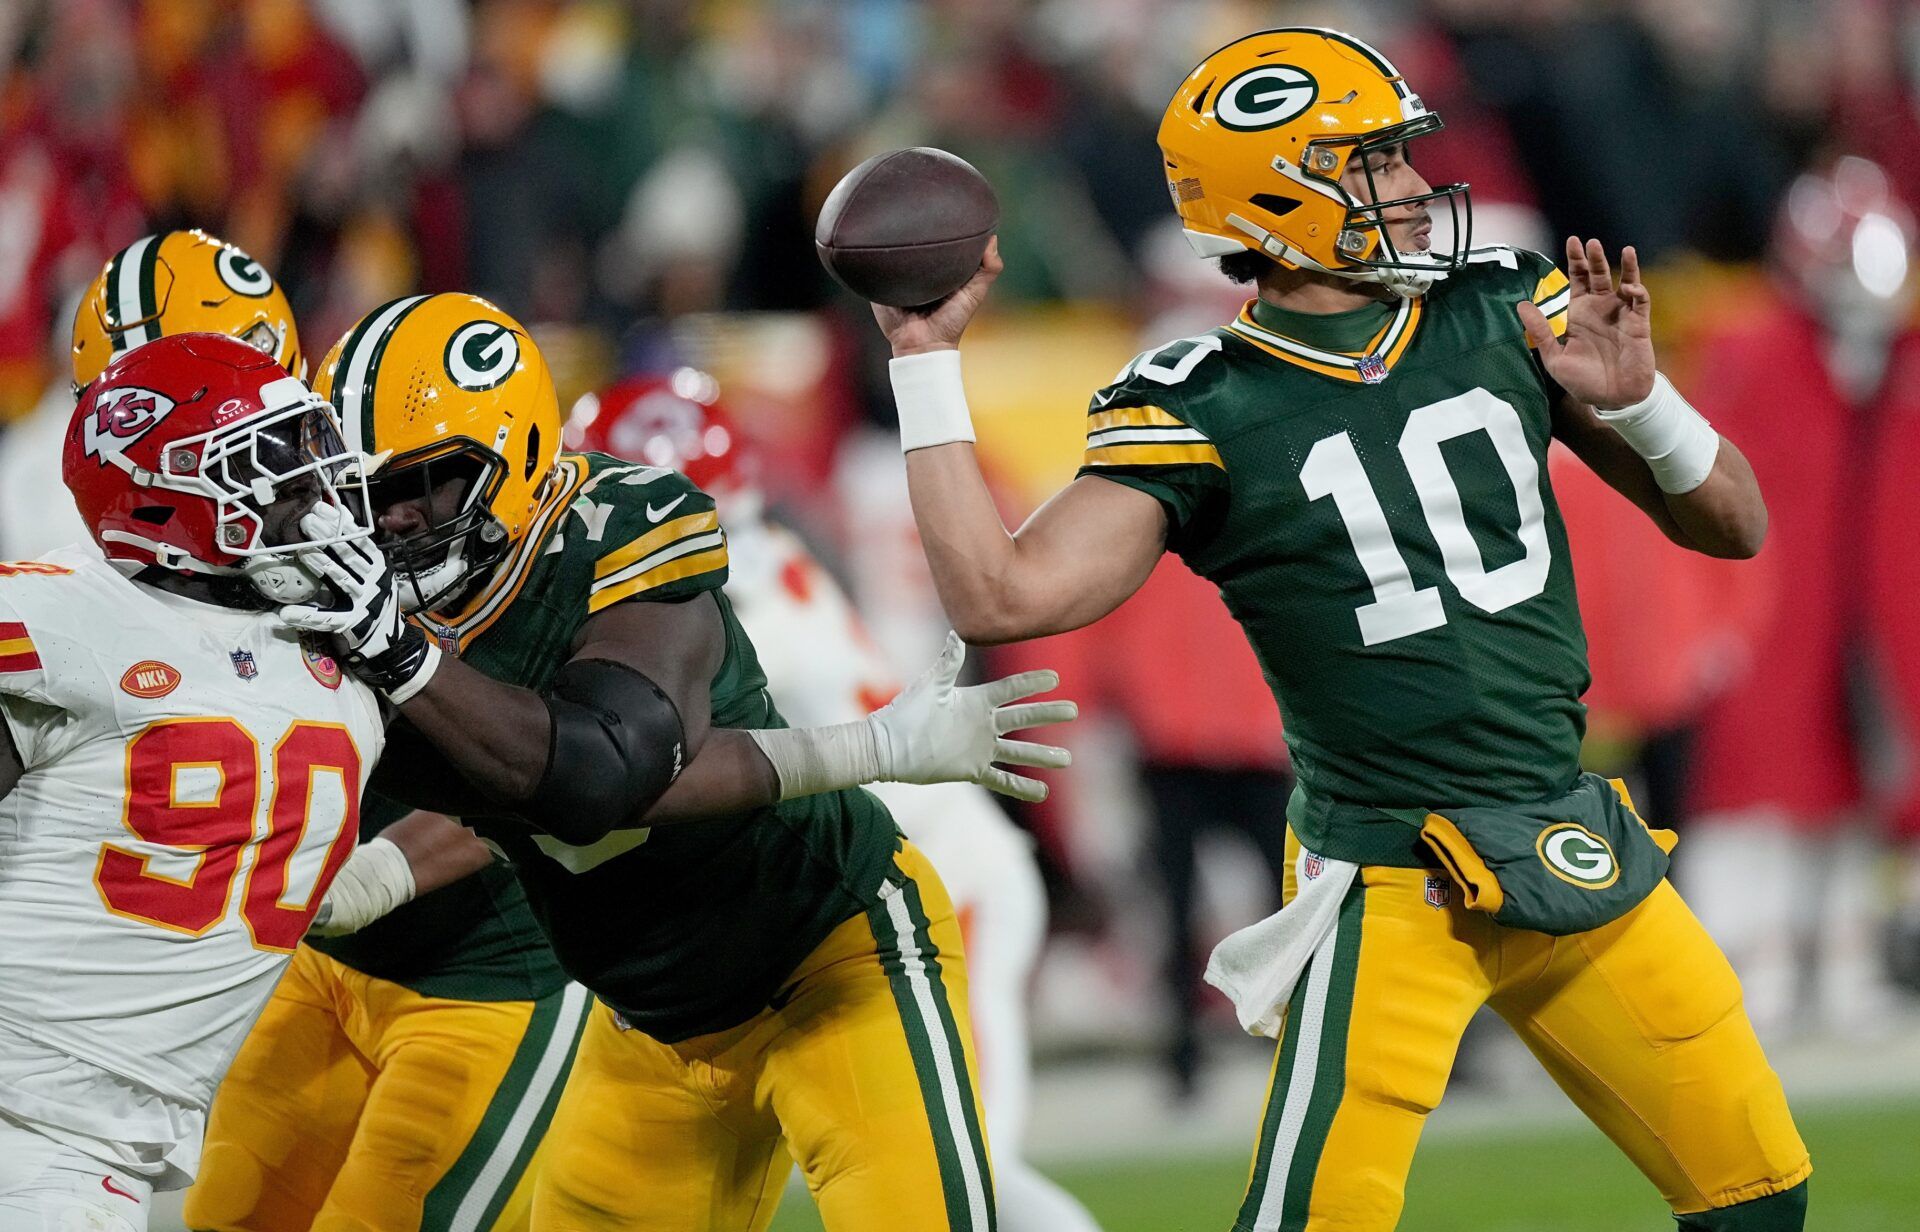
[1073,384,1229,554]
[585,471,731,614]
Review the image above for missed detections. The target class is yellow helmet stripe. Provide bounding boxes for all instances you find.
[332,295,430,453]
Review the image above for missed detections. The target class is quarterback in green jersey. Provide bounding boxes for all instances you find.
[869,26,1810,1232]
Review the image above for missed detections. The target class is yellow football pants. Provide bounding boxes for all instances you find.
[1233,832,1811,1231]
[184,945,592,1232]
[534,841,995,1232]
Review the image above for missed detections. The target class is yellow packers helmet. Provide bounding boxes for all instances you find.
[72,229,303,391]
[315,292,560,613]
[1159,27,1471,297]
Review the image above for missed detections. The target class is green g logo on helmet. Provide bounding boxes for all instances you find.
[215,247,274,297]
[1536,823,1619,890]
[1212,65,1319,132]
[445,320,521,392]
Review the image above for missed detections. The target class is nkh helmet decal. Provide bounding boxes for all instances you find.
[71,229,304,392]
[63,332,372,605]
[316,292,560,615]
[1160,27,1472,297]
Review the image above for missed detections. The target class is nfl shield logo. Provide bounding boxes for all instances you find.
[1303,851,1325,882]
[423,618,459,655]
[229,649,259,681]
[1424,874,1451,908]
[1356,353,1389,384]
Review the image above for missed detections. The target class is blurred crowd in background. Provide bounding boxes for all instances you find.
[4,0,1920,1093]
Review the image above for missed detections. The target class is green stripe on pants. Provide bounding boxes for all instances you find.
[1235,880,1365,1232]
[867,874,996,1231]
[420,982,592,1232]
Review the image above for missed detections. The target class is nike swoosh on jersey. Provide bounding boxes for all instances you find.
[646,495,688,523]
[101,1176,140,1202]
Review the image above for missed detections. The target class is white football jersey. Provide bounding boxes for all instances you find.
[0,547,384,1186]
[722,519,1025,909]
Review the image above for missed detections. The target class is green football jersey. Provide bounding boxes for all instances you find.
[1077,247,1588,866]
[390,452,899,1043]
[306,801,565,1002]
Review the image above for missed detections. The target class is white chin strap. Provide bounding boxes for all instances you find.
[1199,216,1450,300]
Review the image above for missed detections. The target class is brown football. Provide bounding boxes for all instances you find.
[815,148,999,308]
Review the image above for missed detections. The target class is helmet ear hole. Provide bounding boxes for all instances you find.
[525,425,541,479]
[132,507,174,525]
[1250,195,1303,218]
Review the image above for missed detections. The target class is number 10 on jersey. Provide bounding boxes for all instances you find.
[1301,388,1553,646]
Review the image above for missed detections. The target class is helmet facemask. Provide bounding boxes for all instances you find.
[1236,114,1473,298]
[365,443,515,615]
[106,377,376,603]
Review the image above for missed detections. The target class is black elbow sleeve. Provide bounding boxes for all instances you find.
[525,659,686,845]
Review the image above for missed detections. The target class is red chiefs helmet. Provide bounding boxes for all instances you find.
[564,368,757,500]
[63,333,372,599]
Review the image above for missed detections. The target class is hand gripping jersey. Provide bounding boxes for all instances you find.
[721,517,1026,914]
[406,454,899,1043]
[0,548,384,1184]
[1078,248,1589,866]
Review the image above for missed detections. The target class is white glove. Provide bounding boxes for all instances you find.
[309,837,417,936]
[749,632,1076,803]
[870,631,1075,799]
[279,505,441,703]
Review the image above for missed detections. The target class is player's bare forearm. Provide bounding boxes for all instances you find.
[1660,436,1765,558]
[380,810,497,895]
[1552,393,1766,559]
[394,655,555,801]
[395,597,723,828]
[624,729,779,826]
[905,447,1165,643]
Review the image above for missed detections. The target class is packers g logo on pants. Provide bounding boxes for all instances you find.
[1536,823,1619,889]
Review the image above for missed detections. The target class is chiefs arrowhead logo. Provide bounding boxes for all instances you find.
[119,660,182,699]
[84,386,178,462]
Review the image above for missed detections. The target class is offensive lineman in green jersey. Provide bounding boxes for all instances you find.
[868,27,1809,1232]
[267,292,1075,1232]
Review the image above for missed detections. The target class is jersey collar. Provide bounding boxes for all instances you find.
[1226,294,1424,384]
[425,455,588,651]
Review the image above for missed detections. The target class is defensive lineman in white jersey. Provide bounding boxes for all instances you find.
[568,372,1103,1232]
[0,334,387,1230]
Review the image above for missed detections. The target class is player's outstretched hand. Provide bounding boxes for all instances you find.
[278,504,437,701]
[1517,236,1656,410]
[873,236,1004,358]
[867,630,1075,802]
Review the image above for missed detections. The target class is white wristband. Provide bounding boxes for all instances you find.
[1594,372,1720,495]
[309,836,417,936]
[747,721,883,801]
[384,640,443,706]
[888,350,975,452]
